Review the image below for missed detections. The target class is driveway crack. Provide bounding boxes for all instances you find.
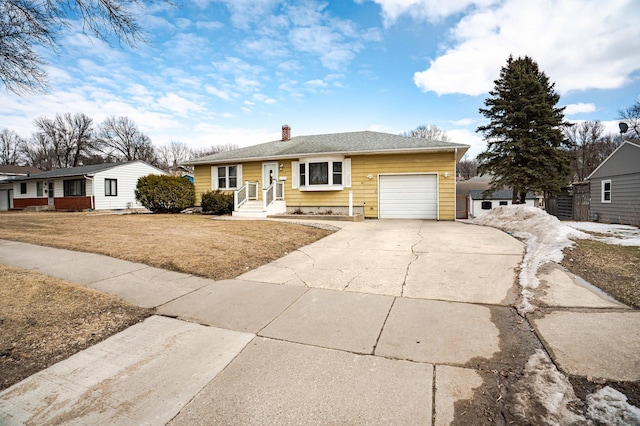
[401,222,424,297]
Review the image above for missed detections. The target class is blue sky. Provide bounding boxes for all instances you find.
[1,0,639,159]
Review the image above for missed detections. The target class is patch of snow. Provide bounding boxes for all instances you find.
[513,351,640,425]
[586,386,640,425]
[564,221,640,247]
[511,349,586,425]
[473,206,589,314]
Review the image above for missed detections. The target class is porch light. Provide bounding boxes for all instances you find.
[279,163,284,171]
[442,172,450,178]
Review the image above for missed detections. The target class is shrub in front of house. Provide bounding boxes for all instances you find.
[135,175,195,213]
[201,190,234,215]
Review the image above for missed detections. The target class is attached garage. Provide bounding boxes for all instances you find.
[378,174,438,219]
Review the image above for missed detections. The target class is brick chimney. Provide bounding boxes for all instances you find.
[282,124,291,141]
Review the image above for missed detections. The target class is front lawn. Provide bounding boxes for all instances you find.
[0,212,333,280]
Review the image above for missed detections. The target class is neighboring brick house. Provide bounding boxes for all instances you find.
[8,161,165,211]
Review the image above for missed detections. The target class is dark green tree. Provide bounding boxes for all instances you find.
[476,55,573,203]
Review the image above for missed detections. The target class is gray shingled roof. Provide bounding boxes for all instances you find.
[469,189,536,200]
[184,131,469,165]
[8,162,133,182]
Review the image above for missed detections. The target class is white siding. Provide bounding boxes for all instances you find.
[12,181,37,199]
[94,162,166,210]
[469,198,534,217]
[378,174,438,219]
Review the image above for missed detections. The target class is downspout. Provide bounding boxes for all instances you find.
[84,175,94,210]
[454,148,458,221]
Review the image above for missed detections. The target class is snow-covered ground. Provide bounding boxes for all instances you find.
[564,221,640,247]
[473,205,640,425]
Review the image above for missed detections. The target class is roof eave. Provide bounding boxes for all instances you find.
[185,145,470,166]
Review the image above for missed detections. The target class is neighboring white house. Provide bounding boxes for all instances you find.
[9,161,166,211]
[469,189,536,218]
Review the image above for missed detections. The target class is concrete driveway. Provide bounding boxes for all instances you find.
[239,219,524,304]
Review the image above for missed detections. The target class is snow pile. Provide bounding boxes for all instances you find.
[586,386,640,425]
[473,205,589,313]
[512,350,640,425]
[565,221,640,247]
[511,349,586,424]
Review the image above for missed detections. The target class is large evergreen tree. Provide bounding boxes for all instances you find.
[476,55,573,203]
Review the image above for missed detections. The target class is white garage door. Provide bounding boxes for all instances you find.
[379,174,437,219]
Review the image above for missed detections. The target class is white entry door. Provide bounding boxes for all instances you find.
[379,174,438,219]
[262,162,278,189]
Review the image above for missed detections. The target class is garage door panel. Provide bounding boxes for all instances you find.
[379,174,437,219]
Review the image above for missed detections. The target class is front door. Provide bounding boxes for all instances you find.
[262,162,278,189]
[47,182,54,207]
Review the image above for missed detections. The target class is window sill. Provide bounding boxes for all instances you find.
[299,185,344,192]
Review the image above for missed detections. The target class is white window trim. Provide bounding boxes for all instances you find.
[294,156,351,191]
[211,164,242,190]
[601,179,612,203]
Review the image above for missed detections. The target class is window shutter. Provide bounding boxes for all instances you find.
[292,161,299,189]
[211,166,218,190]
[236,164,243,187]
[344,158,351,187]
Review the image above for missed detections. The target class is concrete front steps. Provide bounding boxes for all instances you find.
[232,200,286,218]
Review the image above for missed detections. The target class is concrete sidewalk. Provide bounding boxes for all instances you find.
[0,220,637,424]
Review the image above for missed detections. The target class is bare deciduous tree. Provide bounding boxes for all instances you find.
[32,112,95,169]
[404,124,451,141]
[0,0,168,94]
[97,116,156,164]
[563,120,620,182]
[23,132,55,170]
[619,99,640,141]
[457,155,478,180]
[190,144,239,159]
[157,141,192,170]
[0,128,26,164]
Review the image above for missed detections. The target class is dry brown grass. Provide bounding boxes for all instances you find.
[562,239,640,308]
[0,212,333,280]
[0,265,152,391]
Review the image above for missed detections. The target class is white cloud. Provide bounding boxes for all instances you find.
[412,0,640,96]
[446,128,486,159]
[451,118,476,126]
[363,0,497,26]
[195,20,225,31]
[563,103,597,115]
[214,0,280,29]
[252,93,278,104]
[190,123,280,148]
[305,79,328,88]
[157,93,205,116]
[205,85,236,101]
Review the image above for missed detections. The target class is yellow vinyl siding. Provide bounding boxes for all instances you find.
[193,165,212,205]
[286,152,456,219]
[194,151,457,219]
